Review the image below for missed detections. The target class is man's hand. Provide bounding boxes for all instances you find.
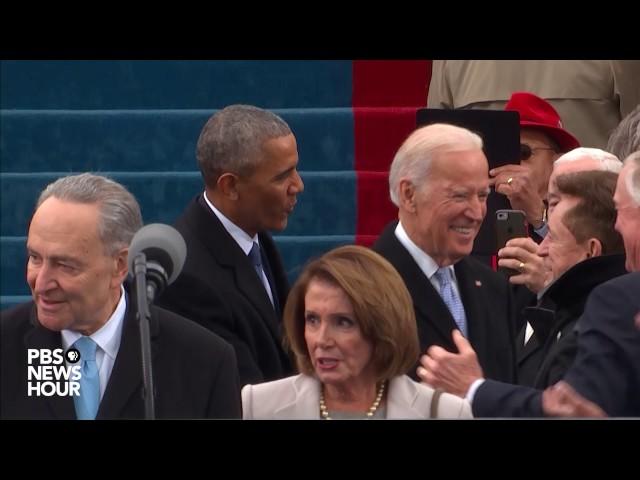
[498,237,551,293]
[417,330,483,397]
[490,164,546,228]
[542,381,607,418]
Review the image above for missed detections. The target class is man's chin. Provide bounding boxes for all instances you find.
[36,313,68,332]
[267,218,288,232]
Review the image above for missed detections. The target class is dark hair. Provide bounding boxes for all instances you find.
[555,170,624,255]
[196,104,292,187]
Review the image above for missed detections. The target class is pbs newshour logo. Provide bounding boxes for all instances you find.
[27,348,82,396]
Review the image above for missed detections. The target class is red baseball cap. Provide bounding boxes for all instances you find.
[505,91,580,152]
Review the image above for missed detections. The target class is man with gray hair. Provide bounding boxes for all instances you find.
[1,173,241,419]
[373,123,516,383]
[544,151,640,416]
[158,105,304,386]
[419,152,640,416]
[606,104,640,161]
[496,148,623,385]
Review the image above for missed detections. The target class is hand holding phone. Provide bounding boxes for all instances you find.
[496,209,528,277]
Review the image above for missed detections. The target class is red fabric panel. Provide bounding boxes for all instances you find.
[353,107,419,171]
[355,234,379,247]
[352,60,431,107]
[356,171,398,237]
[352,60,432,243]
[353,108,416,240]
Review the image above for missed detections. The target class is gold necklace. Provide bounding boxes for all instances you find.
[319,381,386,420]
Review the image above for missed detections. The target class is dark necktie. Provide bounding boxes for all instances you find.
[248,242,279,314]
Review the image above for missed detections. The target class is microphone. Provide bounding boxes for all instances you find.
[127,223,186,419]
[128,223,187,303]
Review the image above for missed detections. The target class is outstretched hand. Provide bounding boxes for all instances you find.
[542,381,607,418]
[417,330,483,397]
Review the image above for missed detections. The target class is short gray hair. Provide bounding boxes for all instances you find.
[624,151,640,207]
[388,123,483,206]
[554,147,622,173]
[196,105,292,187]
[36,173,143,255]
[607,105,640,161]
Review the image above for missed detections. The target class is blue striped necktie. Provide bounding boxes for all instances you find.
[433,267,468,337]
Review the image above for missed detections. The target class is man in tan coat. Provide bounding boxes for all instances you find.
[428,60,640,149]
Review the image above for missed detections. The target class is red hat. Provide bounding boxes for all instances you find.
[505,92,580,152]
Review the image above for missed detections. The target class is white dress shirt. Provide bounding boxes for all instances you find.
[62,285,127,401]
[394,221,464,300]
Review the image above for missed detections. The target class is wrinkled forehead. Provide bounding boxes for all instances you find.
[28,198,102,248]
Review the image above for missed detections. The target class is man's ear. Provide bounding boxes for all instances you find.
[398,179,417,213]
[113,248,129,288]
[217,172,240,200]
[586,238,602,258]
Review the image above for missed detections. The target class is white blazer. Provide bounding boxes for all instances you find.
[241,374,473,419]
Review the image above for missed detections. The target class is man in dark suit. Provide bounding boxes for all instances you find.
[157,105,304,386]
[500,147,623,377]
[0,173,241,419]
[419,151,640,417]
[513,169,625,388]
[373,123,516,383]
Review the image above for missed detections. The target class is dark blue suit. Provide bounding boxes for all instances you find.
[474,272,640,417]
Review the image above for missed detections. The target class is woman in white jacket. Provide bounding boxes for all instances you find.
[242,245,472,420]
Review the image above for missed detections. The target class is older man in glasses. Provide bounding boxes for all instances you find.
[489,92,581,241]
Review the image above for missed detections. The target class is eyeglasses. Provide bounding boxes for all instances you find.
[520,143,557,161]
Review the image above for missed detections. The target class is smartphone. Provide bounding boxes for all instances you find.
[496,209,528,277]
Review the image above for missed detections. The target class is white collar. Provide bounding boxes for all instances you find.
[394,221,455,281]
[203,190,259,255]
[61,284,127,361]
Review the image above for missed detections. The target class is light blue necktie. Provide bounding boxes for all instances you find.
[433,267,468,337]
[73,336,100,420]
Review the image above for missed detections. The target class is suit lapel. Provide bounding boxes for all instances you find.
[274,375,321,419]
[97,303,145,419]
[375,224,458,348]
[188,197,283,343]
[259,231,289,311]
[454,259,489,353]
[23,306,76,419]
[386,376,426,419]
[517,306,554,365]
[517,333,542,365]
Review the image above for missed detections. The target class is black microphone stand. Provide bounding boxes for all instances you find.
[133,252,155,420]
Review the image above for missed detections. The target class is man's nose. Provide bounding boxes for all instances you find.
[33,263,56,293]
[467,197,485,221]
[291,170,304,194]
